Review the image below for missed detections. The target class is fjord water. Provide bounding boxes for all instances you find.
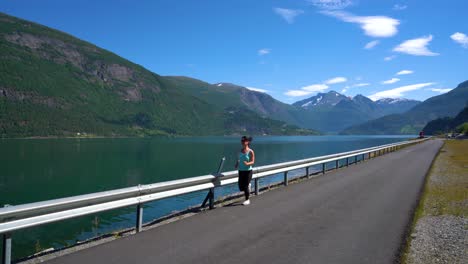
[0,135,411,260]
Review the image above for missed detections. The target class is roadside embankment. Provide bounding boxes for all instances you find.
[403,139,468,264]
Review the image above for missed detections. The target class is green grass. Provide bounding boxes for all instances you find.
[401,140,468,263]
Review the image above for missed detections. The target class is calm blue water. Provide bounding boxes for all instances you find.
[0,135,412,260]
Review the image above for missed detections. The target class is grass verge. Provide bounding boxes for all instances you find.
[401,139,468,263]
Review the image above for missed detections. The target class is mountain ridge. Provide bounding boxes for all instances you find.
[289,91,421,132]
[341,80,468,134]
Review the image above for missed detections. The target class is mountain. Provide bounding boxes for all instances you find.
[291,91,420,132]
[293,91,348,110]
[423,106,468,135]
[0,12,318,137]
[164,77,306,126]
[341,80,468,135]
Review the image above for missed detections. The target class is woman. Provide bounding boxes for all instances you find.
[235,136,255,205]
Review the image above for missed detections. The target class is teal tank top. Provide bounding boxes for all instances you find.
[239,149,253,171]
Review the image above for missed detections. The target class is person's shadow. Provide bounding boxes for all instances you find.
[223,202,243,207]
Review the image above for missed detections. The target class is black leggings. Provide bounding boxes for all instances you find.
[238,170,253,200]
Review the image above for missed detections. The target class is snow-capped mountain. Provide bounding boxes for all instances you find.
[293,91,349,109]
[376,98,419,105]
[290,91,421,132]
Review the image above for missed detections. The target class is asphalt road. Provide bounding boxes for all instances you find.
[44,139,443,264]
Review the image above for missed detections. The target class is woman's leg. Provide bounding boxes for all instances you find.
[244,170,253,200]
[238,171,244,192]
[238,171,246,192]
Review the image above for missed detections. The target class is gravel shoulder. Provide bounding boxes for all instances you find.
[404,139,468,264]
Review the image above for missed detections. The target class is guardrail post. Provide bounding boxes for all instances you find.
[306,166,309,178]
[201,157,225,210]
[362,154,365,161]
[346,158,349,167]
[136,204,143,233]
[254,178,259,195]
[284,171,288,186]
[354,155,357,164]
[322,163,325,174]
[2,233,12,264]
[335,160,339,169]
[209,189,214,209]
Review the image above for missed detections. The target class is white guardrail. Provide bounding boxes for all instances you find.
[0,137,429,264]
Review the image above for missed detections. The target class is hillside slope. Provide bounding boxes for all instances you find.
[341,81,468,135]
[164,77,305,126]
[0,12,317,137]
[423,106,468,135]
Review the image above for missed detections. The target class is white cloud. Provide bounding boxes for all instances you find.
[364,40,380,49]
[393,35,439,56]
[341,88,348,93]
[321,11,400,38]
[246,87,268,93]
[450,32,468,48]
[353,83,370,87]
[274,8,304,24]
[429,88,453,94]
[309,0,353,10]
[368,82,434,101]
[384,55,396,61]
[302,84,329,92]
[393,4,407,10]
[258,48,271,55]
[284,83,329,97]
[285,90,313,97]
[396,70,413,75]
[325,77,347,84]
[381,78,400,84]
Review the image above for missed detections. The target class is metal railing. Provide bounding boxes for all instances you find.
[0,137,429,264]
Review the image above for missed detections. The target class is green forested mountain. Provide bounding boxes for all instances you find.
[423,106,468,135]
[2,12,462,137]
[164,77,306,126]
[341,80,468,135]
[0,12,317,137]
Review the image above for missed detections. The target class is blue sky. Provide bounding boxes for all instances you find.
[1,0,467,103]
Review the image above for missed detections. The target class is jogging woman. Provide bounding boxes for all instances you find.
[235,136,255,205]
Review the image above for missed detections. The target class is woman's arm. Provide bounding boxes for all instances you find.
[243,150,255,166]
